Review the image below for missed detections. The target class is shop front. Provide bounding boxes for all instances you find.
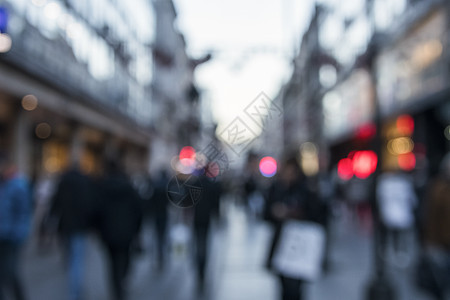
[376,8,450,176]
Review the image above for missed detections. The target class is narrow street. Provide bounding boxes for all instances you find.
[20,200,432,300]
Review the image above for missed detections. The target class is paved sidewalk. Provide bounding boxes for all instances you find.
[19,201,434,300]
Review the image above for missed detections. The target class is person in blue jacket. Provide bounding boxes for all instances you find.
[0,154,32,300]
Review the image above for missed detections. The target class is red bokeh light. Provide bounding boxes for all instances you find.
[259,156,277,177]
[179,146,195,160]
[352,150,378,179]
[179,146,196,166]
[396,115,414,136]
[356,123,376,140]
[338,158,354,180]
[398,152,416,171]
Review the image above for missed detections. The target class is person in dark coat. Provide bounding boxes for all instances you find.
[149,170,169,271]
[50,163,94,300]
[265,158,324,300]
[193,168,221,290]
[95,160,143,300]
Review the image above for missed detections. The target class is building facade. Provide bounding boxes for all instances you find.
[0,0,155,178]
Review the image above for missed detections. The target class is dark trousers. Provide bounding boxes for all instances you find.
[194,226,209,285]
[0,240,26,300]
[155,221,167,269]
[105,245,131,300]
[280,276,303,300]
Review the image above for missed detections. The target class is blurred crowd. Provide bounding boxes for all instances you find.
[0,150,450,300]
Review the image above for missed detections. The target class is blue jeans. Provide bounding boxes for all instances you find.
[64,234,86,300]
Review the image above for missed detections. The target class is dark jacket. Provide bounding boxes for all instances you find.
[96,172,143,248]
[194,176,221,230]
[265,178,324,270]
[50,168,95,236]
[149,174,169,232]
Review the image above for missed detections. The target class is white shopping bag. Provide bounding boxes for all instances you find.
[272,220,325,281]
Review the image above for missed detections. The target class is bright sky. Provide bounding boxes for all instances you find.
[173,0,315,131]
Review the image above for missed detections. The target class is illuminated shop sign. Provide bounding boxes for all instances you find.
[0,7,8,33]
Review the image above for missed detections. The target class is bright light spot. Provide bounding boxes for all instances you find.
[300,142,319,177]
[44,2,61,20]
[387,137,414,155]
[0,33,12,53]
[338,158,353,180]
[444,125,450,141]
[396,114,414,136]
[353,151,377,179]
[21,95,38,111]
[179,146,196,167]
[302,157,319,177]
[259,156,277,178]
[35,122,52,139]
[398,152,416,171]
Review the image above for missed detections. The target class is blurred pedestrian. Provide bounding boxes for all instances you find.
[95,160,143,300]
[0,154,32,300]
[377,170,417,266]
[193,166,220,290]
[149,170,169,271]
[265,158,325,300]
[50,162,95,300]
[243,153,264,218]
[419,153,450,299]
[345,177,371,230]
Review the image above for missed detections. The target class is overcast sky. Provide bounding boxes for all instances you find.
[173,0,315,132]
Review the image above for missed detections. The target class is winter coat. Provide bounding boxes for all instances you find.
[96,172,143,248]
[0,175,32,243]
[50,169,95,236]
[264,178,324,270]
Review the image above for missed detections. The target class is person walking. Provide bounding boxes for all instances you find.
[149,170,169,271]
[0,154,32,300]
[193,169,222,291]
[50,163,95,300]
[265,157,325,300]
[95,160,143,300]
[377,170,417,266]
